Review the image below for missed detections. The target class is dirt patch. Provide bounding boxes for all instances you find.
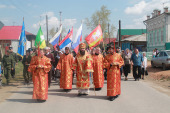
[0,81,21,103]
[144,61,170,96]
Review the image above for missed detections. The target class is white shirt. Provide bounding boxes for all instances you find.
[142,56,147,69]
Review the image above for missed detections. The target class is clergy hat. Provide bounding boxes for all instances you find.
[79,43,86,49]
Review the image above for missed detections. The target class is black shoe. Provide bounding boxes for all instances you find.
[82,93,88,96]
[64,89,71,92]
[77,93,82,97]
[115,95,119,98]
[95,88,101,91]
[135,79,137,81]
[109,97,115,101]
[37,99,46,103]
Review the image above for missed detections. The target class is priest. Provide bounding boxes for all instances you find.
[104,46,124,101]
[28,49,51,102]
[56,47,74,92]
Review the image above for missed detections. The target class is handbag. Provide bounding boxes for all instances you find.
[145,70,148,76]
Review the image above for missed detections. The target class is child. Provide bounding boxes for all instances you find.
[141,52,147,79]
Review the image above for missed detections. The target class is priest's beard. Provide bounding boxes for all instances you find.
[95,53,99,55]
[80,50,85,55]
[65,53,69,55]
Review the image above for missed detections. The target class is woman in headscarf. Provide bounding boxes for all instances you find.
[123,48,131,81]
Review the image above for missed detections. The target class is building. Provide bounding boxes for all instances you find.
[117,29,146,51]
[143,7,170,52]
[121,34,146,51]
[0,26,36,53]
[0,21,4,30]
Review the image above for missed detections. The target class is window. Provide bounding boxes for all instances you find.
[153,31,155,45]
[157,29,159,44]
[150,32,152,43]
[3,43,10,47]
[159,52,164,57]
[164,52,168,56]
[161,27,163,43]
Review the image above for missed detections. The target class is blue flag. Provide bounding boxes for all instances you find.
[17,21,26,57]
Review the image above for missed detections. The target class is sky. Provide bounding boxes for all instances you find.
[1,0,170,40]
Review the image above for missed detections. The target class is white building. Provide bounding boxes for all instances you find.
[144,7,170,52]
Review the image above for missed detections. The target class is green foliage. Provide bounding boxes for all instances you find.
[85,5,116,38]
[2,61,24,84]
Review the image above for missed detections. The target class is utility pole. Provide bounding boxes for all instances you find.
[108,23,110,44]
[59,11,62,42]
[46,15,49,46]
[119,20,121,47]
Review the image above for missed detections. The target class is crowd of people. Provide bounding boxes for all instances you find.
[0,43,148,102]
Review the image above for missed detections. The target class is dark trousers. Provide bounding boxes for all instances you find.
[11,63,15,78]
[104,69,107,80]
[23,67,30,83]
[4,68,11,83]
[123,64,131,77]
[48,69,52,87]
[133,66,141,79]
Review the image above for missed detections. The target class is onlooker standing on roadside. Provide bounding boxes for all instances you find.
[9,46,18,78]
[22,50,32,84]
[123,48,131,81]
[131,48,144,81]
[141,52,147,80]
[2,50,14,85]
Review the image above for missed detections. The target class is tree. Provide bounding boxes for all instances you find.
[85,5,116,38]
[49,26,67,41]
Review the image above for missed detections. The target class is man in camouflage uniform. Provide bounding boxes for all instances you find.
[2,50,14,85]
[9,46,18,78]
[22,50,32,84]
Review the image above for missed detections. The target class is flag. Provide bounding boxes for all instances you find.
[49,25,62,48]
[85,24,103,49]
[34,26,46,49]
[58,27,73,51]
[17,21,26,57]
[71,24,82,53]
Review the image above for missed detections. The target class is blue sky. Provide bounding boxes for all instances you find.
[1,0,170,40]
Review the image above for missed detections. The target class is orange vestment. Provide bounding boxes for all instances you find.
[72,52,93,89]
[28,56,51,100]
[104,53,124,96]
[92,54,104,88]
[57,54,74,89]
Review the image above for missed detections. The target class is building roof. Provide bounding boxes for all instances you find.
[118,29,146,36]
[121,34,146,42]
[0,26,35,40]
[103,38,117,44]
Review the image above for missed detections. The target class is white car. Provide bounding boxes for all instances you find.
[151,50,170,70]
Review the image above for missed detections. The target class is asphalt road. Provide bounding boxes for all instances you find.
[0,77,170,113]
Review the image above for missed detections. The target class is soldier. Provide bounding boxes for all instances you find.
[22,50,32,84]
[2,50,14,85]
[9,46,18,78]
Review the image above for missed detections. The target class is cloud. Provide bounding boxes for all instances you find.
[0,4,16,9]
[124,0,170,29]
[125,0,170,15]
[124,15,147,29]
[0,4,6,8]
[125,1,146,15]
[32,12,77,39]
[33,12,77,29]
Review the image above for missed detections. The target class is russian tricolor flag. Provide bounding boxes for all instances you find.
[49,25,62,48]
[71,24,82,53]
[59,27,73,51]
